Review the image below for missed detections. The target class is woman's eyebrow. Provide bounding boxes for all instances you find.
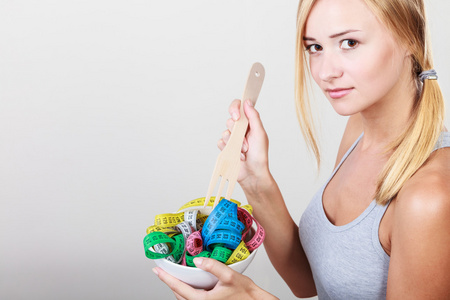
[329,29,360,38]
[303,29,361,41]
[303,36,316,41]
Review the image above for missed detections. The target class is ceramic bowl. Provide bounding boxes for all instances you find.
[154,248,258,289]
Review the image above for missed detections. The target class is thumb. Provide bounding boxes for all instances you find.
[243,99,265,132]
[194,257,238,284]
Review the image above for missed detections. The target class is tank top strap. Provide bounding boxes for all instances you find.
[433,131,450,151]
[331,132,364,176]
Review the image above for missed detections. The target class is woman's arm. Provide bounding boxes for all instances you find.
[243,174,317,298]
[156,99,316,299]
[224,99,317,297]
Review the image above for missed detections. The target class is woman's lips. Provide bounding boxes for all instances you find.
[326,88,353,99]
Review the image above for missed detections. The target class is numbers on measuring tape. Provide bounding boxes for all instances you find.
[143,197,265,266]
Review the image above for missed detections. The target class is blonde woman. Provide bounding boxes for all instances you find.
[153,0,450,298]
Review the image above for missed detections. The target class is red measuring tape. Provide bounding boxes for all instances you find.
[144,197,265,267]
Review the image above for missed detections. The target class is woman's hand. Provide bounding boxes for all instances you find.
[218,99,271,193]
[153,257,278,300]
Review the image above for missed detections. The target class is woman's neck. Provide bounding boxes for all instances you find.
[359,72,417,152]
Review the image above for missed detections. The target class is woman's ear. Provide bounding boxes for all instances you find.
[403,42,413,58]
[404,48,412,58]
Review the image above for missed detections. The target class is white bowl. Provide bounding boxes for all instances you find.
[154,248,258,290]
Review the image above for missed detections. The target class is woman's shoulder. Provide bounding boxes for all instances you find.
[387,146,450,298]
[395,146,450,224]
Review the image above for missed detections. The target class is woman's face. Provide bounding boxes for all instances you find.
[304,0,412,116]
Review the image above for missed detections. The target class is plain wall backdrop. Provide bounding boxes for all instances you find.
[1,1,449,299]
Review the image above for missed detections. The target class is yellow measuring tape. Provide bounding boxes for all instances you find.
[143,197,264,267]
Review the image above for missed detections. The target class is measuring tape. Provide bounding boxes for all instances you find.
[143,197,265,267]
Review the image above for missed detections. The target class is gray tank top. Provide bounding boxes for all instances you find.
[299,132,450,299]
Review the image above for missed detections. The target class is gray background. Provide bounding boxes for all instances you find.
[1,1,449,299]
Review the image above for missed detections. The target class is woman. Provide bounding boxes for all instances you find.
[153,0,450,298]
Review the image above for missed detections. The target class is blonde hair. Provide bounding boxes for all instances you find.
[295,0,445,205]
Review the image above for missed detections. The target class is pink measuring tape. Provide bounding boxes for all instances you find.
[144,197,265,267]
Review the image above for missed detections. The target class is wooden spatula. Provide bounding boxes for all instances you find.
[204,62,265,208]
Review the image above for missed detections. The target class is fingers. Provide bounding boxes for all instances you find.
[194,257,239,285]
[228,98,263,128]
[218,98,257,161]
[216,118,234,150]
[218,139,226,151]
[226,118,234,132]
[217,130,248,161]
[217,115,236,149]
[243,99,264,131]
[153,267,201,299]
[240,138,248,161]
[242,137,249,153]
[217,131,229,151]
[222,129,231,144]
[229,99,242,121]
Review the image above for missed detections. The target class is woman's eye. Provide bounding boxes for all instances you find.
[341,39,358,49]
[305,44,323,54]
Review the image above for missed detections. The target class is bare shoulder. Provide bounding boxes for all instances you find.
[397,146,450,214]
[387,147,450,299]
[395,146,450,230]
[334,113,363,167]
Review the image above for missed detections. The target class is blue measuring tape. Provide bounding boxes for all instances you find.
[201,199,245,251]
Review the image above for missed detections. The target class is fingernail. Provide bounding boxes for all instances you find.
[232,112,239,121]
[152,268,159,276]
[246,99,253,107]
[193,257,204,266]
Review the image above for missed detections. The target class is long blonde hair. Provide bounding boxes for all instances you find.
[295,0,445,205]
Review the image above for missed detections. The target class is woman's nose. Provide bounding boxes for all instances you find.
[318,51,343,82]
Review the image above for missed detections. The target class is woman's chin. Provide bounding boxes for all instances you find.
[329,105,360,117]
